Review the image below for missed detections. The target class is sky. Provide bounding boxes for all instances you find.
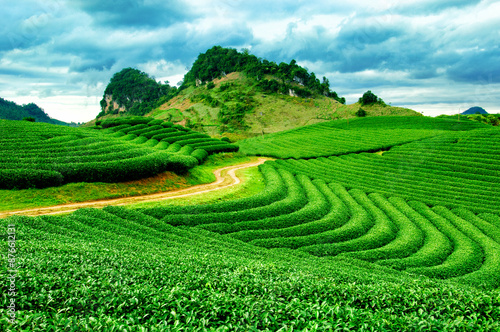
[1,0,499,123]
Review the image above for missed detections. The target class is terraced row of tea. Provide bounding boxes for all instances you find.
[0,118,237,189]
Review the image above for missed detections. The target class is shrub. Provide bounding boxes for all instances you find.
[191,149,209,163]
[355,108,366,117]
[359,90,382,105]
[167,154,198,173]
[0,168,63,189]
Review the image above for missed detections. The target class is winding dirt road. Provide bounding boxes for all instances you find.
[1,157,270,218]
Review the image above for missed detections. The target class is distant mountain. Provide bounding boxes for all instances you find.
[0,97,70,125]
[462,106,488,115]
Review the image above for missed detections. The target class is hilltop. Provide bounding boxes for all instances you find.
[462,106,488,115]
[98,46,421,136]
[0,97,71,125]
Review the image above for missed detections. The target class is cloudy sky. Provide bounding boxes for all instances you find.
[1,0,499,123]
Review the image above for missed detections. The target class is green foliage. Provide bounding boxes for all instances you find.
[355,108,366,117]
[3,111,500,331]
[130,158,500,290]
[100,68,177,116]
[0,118,238,189]
[267,128,500,214]
[238,116,490,159]
[190,148,209,163]
[466,113,500,126]
[3,208,500,331]
[218,103,251,132]
[0,97,68,125]
[359,90,385,106]
[101,116,154,128]
[182,46,344,103]
[0,168,63,189]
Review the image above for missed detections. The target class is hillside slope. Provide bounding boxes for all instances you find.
[150,72,421,136]
[0,97,69,125]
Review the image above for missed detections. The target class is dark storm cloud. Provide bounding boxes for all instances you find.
[70,0,195,27]
[69,58,117,73]
[446,48,500,83]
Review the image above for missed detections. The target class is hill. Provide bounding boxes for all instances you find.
[151,71,421,137]
[98,68,177,118]
[237,116,490,159]
[97,46,421,136]
[0,97,70,125]
[0,117,237,189]
[462,106,488,115]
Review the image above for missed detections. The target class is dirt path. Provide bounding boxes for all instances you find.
[1,157,270,218]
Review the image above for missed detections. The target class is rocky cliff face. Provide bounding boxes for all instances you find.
[102,94,128,114]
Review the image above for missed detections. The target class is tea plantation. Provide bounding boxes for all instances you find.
[1,116,500,330]
[0,118,237,189]
[2,197,500,330]
[238,116,490,158]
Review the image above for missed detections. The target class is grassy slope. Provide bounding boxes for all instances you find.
[148,72,421,136]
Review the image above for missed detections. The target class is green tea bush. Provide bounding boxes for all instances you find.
[257,184,373,251]
[191,148,209,163]
[5,209,500,331]
[406,201,483,279]
[204,175,329,235]
[165,143,181,152]
[478,213,500,231]
[178,145,194,156]
[106,124,131,132]
[304,189,396,257]
[377,197,453,270]
[160,169,306,226]
[433,206,500,289]
[245,180,350,247]
[140,127,176,139]
[452,208,500,244]
[161,133,209,144]
[166,154,199,173]
[346,193,424,261]
[141,164,286,219]
[128,125,163,136]
[118,123,149,134]
[0,168,63,189]
[147,119,164,126]
[100,116,153,128]
[143,138,159,147]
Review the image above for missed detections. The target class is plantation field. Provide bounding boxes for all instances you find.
[268,128,500,214]
[238,116,490,158]
[2,194,500,330]
[2,115,500,330]
[134,164,500,289]
[0,118,237,189]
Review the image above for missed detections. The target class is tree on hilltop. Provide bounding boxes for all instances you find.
[359,90,385,106]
